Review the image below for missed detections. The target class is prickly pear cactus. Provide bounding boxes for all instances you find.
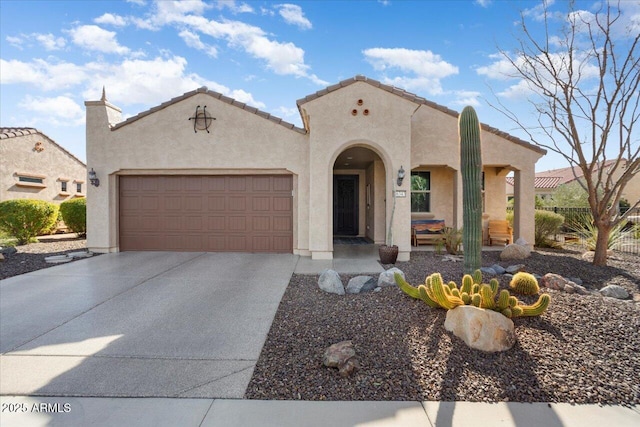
[459,106,483,274]
[509,272,540,295]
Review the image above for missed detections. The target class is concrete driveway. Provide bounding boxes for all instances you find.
[0,252,298,398]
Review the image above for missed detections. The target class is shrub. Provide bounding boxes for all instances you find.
[568,212,636,251]
[0,199,59,245]
[60,198,86,236]
[534,210,564,247]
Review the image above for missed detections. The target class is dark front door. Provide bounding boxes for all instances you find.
[333,175,359,236]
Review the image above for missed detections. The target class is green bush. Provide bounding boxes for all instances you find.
[0,199,59,245]
[60,198,86,236]
[534,210,564,248]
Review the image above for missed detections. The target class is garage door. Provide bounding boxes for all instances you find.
[119,175,293,252]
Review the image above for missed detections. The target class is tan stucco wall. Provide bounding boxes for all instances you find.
[86,93,309,253]
[0,132,86,203]
[301,82,417,260]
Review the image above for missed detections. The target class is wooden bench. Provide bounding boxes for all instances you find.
[411,219,447,246]
[488,220,513,246]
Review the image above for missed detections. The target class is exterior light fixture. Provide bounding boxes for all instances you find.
[397,166,405,187]
[89,168,100,187]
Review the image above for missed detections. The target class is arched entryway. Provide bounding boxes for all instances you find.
[332,146,387,244]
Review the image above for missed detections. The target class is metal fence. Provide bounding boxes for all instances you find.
[508,206,640,254]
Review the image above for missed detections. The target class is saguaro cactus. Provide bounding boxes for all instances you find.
[459,106,483,274]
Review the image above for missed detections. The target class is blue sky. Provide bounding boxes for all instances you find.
[1,0,638,170]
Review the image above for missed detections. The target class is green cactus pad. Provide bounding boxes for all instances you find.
[479,284,495,309]
[519,294,551,317]
[472,269,483,285]
[498,289,510,310]
[461,275,473,294]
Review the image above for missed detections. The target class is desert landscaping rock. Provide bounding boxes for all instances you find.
[500,244,531,260]
[480,267,496,276]
[378,267,404,287]
[346,276,377,294]
[318,269,344,295]
[323,340,359,377]
[491,264,506,274]
[247,249,639,404]
[505,264,526,274]
[1,246,17,256]
[599,284,629,299]
[444,305,516,352]
[542,273,568,291]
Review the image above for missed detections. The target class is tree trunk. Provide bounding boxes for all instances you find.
[592,221,611,266]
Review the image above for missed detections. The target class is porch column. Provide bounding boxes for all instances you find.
[513,166,535,248]
[308,153,333,260]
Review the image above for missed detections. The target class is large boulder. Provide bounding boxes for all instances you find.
[346,276,377,294]
[378,267,404,287]
[600,285,629,299]
[500,244,531,260]
[318,269,344,295]
[444,305,516,352]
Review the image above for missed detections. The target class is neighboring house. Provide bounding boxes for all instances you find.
[85,75,545,260]
[506,176,561,203]
[507,160,640,206]
[0,128,87,203]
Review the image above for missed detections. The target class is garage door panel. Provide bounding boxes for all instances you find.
[119,175,292,252]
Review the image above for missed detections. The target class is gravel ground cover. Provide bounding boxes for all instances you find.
[246,248,640,404]
[0,235,91,279]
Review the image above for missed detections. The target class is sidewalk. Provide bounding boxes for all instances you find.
[1,396,639,427]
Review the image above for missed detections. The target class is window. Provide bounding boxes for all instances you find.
[76,182,82,193]
[19,176,43,184]
[61,181,67,192]
[411,171,430,212]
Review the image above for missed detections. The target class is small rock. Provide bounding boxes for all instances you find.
[500,244,531,260]
[564,284,575,294]
[323,341,356,369]
[541,273,568,291]
[491,264,506,275]
[318,269,344,295]
[0,246,17,256]
[569,277,583,285]
[633,293,640,303]
[444,305,516,352]
[574,284,589,295]
[373,287,382,293]
[599,285,629,300]
[505,264,525,274]
[0,253,4,262]
[480,267,496,276]
[338,357,360,377]
[346,276,377,294]
[515,237,529,247]
[378,267,404,287]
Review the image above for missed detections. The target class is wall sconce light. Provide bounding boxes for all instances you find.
[397,166,405,187]
[89,168,100,187]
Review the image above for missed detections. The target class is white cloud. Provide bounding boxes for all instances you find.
[178,30,218,57]
[521,0,557,22]
[67,25,130,55]
[6,35,24,49]
[363,47,458,94]
[215,1,254,14]
[475,0,492,7]
[19,95,84,126]
[126,0,146,5]
[275,4,312,30]
[452,90,482,107]
[0,58,87,91]
[34,33,66,51]
[95,13,127,27]
[133,2,325,84]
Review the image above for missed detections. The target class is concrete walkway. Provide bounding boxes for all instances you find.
[1,252,297,399]
[1,396,638,426]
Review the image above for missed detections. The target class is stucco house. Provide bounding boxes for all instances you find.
[85,75,545,261]
[0,127,87,203]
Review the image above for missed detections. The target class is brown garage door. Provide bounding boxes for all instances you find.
[119,175,293,252]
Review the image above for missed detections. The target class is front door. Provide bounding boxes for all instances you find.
[333,175,359,236]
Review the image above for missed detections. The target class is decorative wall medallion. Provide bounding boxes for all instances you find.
[188,105,216,133]
[34,142,44,152]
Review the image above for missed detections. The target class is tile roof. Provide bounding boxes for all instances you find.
[506,176,562,189]
[536,160,622,185]
[0,127,86,167]
[297,75,547,155]
[111,87,307,134]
